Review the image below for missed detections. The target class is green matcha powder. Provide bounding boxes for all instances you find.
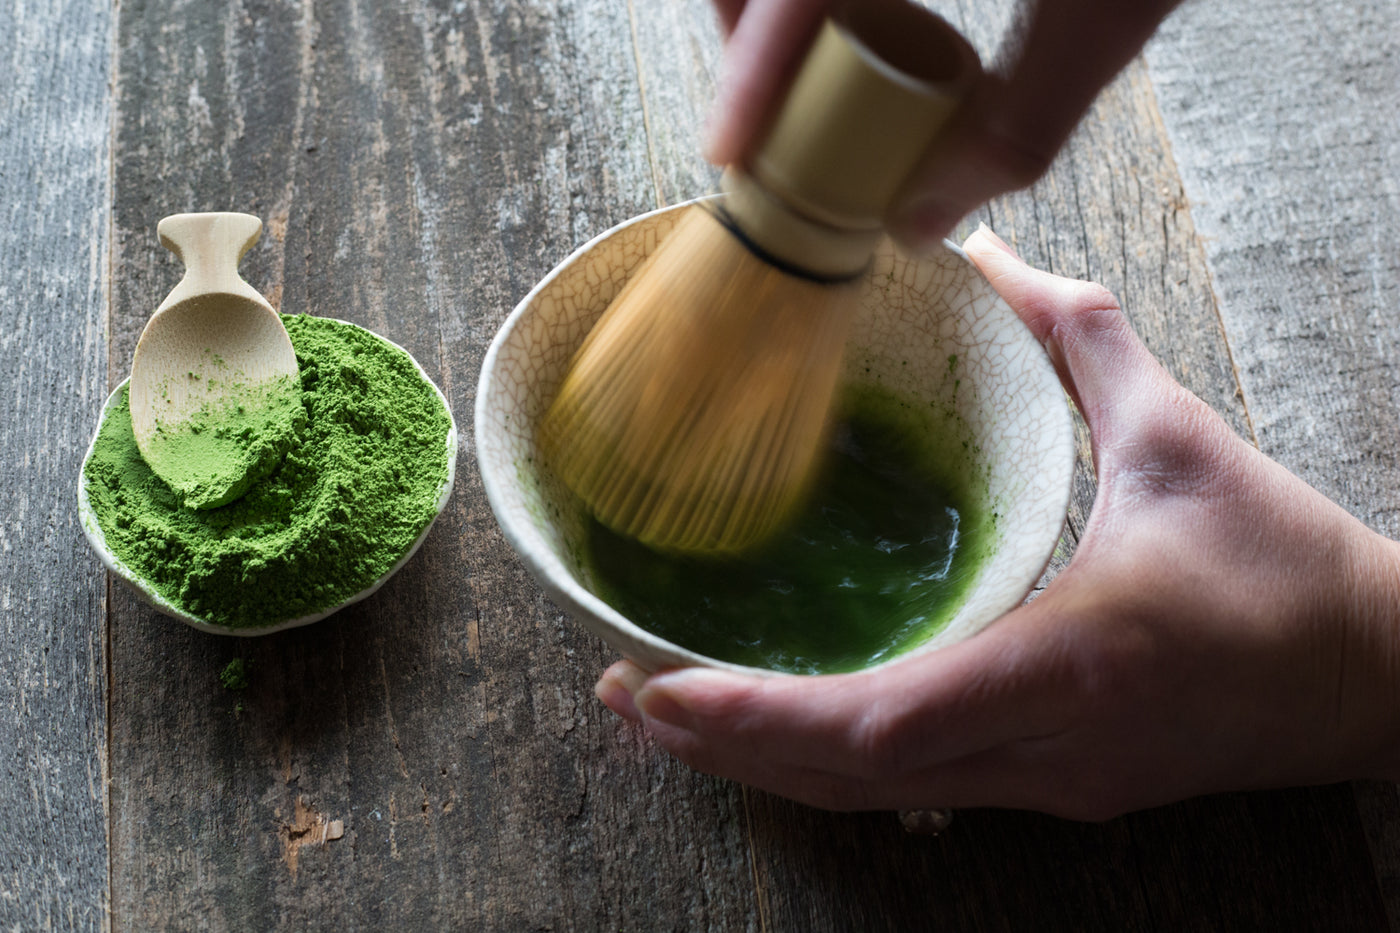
[142,370,305,511]
[84,315,453,629]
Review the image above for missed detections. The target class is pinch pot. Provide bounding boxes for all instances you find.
[79,320,457,637]
[476,201,1073,674]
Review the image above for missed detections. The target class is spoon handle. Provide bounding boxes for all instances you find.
[155,212,270,313]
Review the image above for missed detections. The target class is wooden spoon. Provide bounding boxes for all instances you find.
[129,212,301,509]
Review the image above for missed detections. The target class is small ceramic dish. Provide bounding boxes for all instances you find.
[79,319,457,636]
[476,200,1073,675]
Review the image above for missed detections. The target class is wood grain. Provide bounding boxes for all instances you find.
[1146,0,1400,530]
[106,0,756,928]
[0,0,112,929]
[47,0,1399,927]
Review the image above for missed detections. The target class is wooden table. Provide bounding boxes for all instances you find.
[5,0,1399,928]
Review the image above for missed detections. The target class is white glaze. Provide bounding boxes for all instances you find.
[476,201,1073,674]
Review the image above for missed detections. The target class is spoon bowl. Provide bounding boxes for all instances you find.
[129,212,300,509]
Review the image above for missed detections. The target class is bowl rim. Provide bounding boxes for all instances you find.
[477,204,781,675]
[78,315,458,637]
[475,200,1073,675]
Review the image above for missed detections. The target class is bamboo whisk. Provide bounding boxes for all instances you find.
[543,207,859,552]
[541,11,977,555]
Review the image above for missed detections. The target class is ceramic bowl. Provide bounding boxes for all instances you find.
[476,201,1073,674]
[79,319,457,636]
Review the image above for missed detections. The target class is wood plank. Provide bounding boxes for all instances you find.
[0,0,112,929]
[629,0,1390,927]
[1146,0,1400,530]
[106,0,756,928]
[742,786,1385,932]
[1145,1,1400,924]
[624,0,724,207]
[100,0,1400,924]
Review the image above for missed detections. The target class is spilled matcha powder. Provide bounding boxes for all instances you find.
[219,658,251,690]
[83,315,454,629]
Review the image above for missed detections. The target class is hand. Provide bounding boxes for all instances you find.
[706,0,1185,248]
[594,226,1400,819]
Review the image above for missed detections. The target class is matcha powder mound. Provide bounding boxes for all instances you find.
[83,315,453,629]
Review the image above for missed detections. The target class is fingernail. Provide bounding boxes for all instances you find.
[594,664,648,722]
[976,222,1019,258]
[634,668,724,730]
[702,106,736,166]
[635,689,694,731]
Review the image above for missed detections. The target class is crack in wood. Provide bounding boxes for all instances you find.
[280,795,344,880]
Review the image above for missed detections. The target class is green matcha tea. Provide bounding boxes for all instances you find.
[82,315,453,629]
[581,386,989,674]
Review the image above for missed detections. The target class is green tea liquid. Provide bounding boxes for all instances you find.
[583,388,987,674]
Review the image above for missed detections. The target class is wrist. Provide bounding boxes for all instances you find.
[1334,526,1400,780]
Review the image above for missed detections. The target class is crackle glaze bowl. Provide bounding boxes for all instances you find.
[79,320,457,637]
[476,200,1073,675]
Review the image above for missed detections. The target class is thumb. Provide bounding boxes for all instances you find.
[963,226,1176,443]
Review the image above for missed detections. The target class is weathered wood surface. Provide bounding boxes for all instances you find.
[0,0,112,929]
[2,0,1397,926]
[105,0,756,929]
[1148,0,1400,529]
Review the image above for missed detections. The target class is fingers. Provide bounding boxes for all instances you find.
[704,0,829,164]
[598,610,1070,781]
[706,0,974,168]
[601,659,1110,815]
[708,0,1183,244]
[644,723,1066,813]
[889,0,1183,247]
[595,659,647,721]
